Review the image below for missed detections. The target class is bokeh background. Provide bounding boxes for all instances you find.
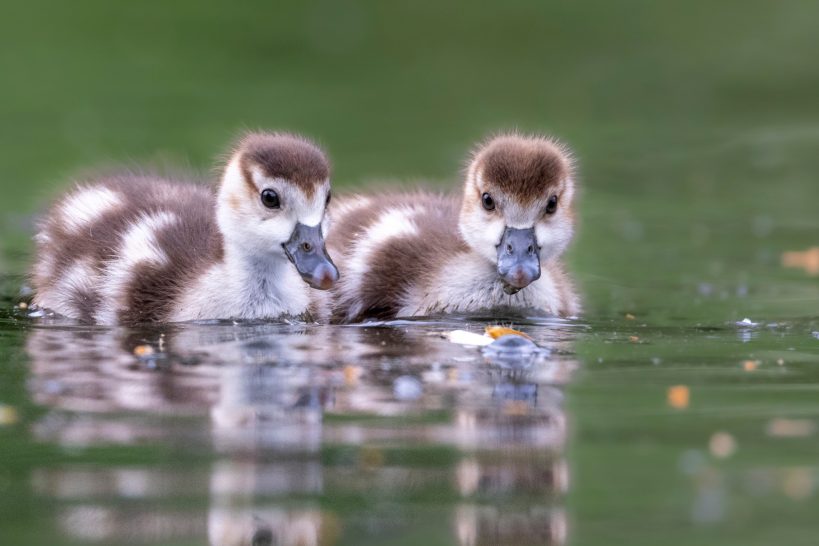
[2,0,818,319]
[2,1,819,545]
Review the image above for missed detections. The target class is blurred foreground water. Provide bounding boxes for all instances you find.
[2,2,819,543]
[2,304,819,545]
[4,313,581,545]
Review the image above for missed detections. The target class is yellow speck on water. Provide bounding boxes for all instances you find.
[133,345,154,358]
[667,385,690,409]
[743,360,758,372]
[629,335,640,343]
[782,247,819,276]
[767,418,816,438]
[709,431,737,459]
[343,365,362,386]
[485,325,531,340]
[777,358,785,366]
[18,302,28,310]
[447,368,459,382]
[625,313,636,320]
[502,400,531,416]
[0,404,19,426]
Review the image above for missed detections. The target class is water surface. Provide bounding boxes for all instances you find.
[2,1,819,544]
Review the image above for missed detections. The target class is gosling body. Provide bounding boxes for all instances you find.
[326,134,580,323]
[32,132,338,324]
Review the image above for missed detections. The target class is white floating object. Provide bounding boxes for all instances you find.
[736,318,758,328]
[445,330,493,347]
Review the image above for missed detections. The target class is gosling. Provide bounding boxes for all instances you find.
[31,132,338,324]
[326,133,579,323]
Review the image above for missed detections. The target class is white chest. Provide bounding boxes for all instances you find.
[399,253,564,317]
[171,258,310,321]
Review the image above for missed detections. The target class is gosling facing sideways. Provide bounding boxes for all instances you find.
[31,132,338,324]
[326,133,580,323]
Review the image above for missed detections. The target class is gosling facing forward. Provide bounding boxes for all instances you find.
[326,133,579,323]
[31,132,338,324]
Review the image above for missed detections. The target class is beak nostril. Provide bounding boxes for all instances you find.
[301,242,312,253]
[527,245,534,254]
[506,243,513,254]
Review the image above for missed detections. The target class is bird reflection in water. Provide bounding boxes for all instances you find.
[25,317,579,545]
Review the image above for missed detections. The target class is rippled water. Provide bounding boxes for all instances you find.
[3,310,582,545]
[2,296,819,545]
[2,1,819,543]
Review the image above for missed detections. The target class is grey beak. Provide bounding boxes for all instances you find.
[282,223,339,290]
[497,227,541,295]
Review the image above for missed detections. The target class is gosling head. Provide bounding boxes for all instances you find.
[217,132,339,290]
[459,133,575,294]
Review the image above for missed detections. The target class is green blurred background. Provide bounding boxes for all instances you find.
[2,1,819,545]
[0,0,817,311]
[2,0,819,318]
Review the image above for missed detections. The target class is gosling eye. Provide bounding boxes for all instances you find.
[481,192,495,211]
[261,189,281,209]
[325,190,332,208]
[545,195,558,215]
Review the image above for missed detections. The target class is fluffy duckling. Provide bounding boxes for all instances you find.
[326,133,579,323]
[31,132,338,324]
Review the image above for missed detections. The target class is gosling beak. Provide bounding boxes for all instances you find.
[282,223,339,290]
[497,227,541,295]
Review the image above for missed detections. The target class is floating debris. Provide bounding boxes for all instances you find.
[709,431,737,459]
[625,313,636,320]
[485,325,532,340]
[17,302,28,310]
[667,385,690,409]
[0,404,19,426]
[343,365,362,386]
[777,358,785,366]
[629,335,640,343]
[736,318,759,328]
[482,334,541,364]
[767,418,816,438]
[133,345,155,358]
[742,360,758,372]
[445,330,493,347]
[812,332,819,340]
[782,247,819,276]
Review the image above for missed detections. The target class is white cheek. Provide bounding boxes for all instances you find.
[459,210,505,263]
[535,217,573,261]
[259,216,297,246]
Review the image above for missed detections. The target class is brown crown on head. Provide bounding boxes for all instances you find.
[236,132,330,197]
[470,134,573,204]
